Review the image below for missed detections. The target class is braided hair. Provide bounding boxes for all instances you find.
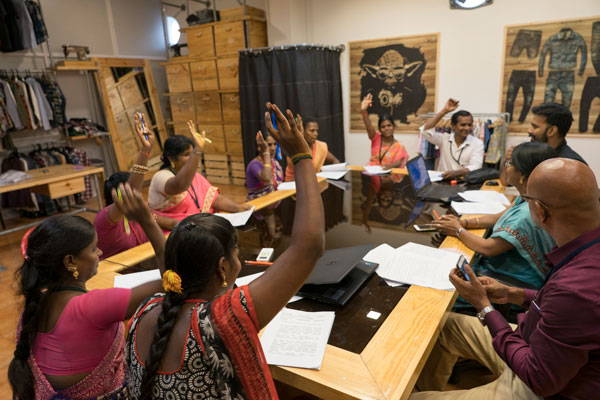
[8,215,96,399]
[139,213,237,399]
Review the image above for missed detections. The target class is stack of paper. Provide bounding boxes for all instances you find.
[260,308,335,370]
[362,165,391,175]
[320,162,347,171]
[114,269,161,288]
[214,207,255,227]
[451,201,507,215]
[376,242,461,290]
[235,272,302,303]
[458,190,510,206]
[428,170,444,182]
[317,170,348,180]
[277,181,296,191]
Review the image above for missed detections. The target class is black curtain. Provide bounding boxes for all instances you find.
[239,45,345,165]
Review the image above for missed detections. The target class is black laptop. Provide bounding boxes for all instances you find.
[298,244,378,306]
[406,155,465,203]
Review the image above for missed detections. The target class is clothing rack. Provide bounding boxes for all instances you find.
[419,112,511,123]
[240,43,345,55]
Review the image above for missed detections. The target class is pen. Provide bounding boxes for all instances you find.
[244,261,273,266]
[117,188,131,235]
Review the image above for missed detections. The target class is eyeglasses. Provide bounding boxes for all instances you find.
[520,194,552,210]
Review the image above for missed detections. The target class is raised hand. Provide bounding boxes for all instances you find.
[361,94,373,112]
[264,102,311,156]
[133,112,154,154]
[186,120,212,151]
[112,183,153,224]
[443,98,460,114]
[256,130,268,154]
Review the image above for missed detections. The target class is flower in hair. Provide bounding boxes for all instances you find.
[162,269,183,294]
[20,227,35,261]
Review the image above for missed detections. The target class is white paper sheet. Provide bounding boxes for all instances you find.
[428,170,444,182]
[214,207,255,227]
[458,190,510,206]
[320,162,348,171]
[363,243,395,265]
[316,170,348,180]
[326,179,350,191]
[376,242,461,290]
[114,269,161,289]
[260,308,335,370]
[362,165,391,175]
[451,201,507,215]
[235,272,302,303]
[277,181,296,191]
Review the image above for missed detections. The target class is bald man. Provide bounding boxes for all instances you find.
[412,159,600,399]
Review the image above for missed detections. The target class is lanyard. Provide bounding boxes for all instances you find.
[544,236,600,284]
[450,140,467,166]
[170,168,200,210]
[378,139,395,163]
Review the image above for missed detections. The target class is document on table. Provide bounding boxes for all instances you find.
[458,190,510,206]
[235,272,302,303]
[214,207,255,227]
[363,243,395,265]
[451,201,507,215]
[428,170,444,182]
[376,242,461,290]
[260,308,335,370]
[320,162,348,171]
[277,181,296,191]
[326,179,350,191]
[363,165,391,175]
[317,170,348,180]
[114,269,161,289]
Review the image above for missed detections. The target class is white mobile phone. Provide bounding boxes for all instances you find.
[413,224,437,232]
[256,248,274,262]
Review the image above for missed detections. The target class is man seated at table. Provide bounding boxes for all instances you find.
[412,158,600,399]
[284,117,339,181]
[94,120,179,259]
[420,98,484,180]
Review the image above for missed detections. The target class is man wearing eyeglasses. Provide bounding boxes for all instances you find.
[413,158,600,399]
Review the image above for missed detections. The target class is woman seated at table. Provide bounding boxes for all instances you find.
[9,184,166,400]
[432,142,557,290]
[149,121,249,223]
[94,120,179,259]
[284,116,339,181]
[360,93,409,169]
[124,103,324,399]
[246,130,284,244]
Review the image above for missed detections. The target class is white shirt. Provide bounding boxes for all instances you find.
[420,126,484,172]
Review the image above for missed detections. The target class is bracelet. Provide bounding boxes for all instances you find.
[457,227,465,236]
[130,164,150,175]
[291,152,312,165]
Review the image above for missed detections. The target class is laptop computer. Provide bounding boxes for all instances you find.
[298,244,378,306]
[406,155,465,202]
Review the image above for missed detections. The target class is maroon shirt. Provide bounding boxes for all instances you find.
[485,225,600,399]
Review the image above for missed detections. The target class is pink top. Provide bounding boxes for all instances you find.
[32,288,131,375]
[369,131,408,168]
[94,207,149,260]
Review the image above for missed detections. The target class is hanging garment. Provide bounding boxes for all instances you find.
[24,0,47,44]
[505,70,536,123]
[539,27,587,77]
[26,77,52,130]
[579,76,600,133]
[7,0,36,50]
[12,79,35,129]
[592,21,600,75]
[485,122,507,165]
[24,78,40,127]
[40,78,66,126]
[0,79,23,129]
[544,70,575,107]
[510,29,542,59]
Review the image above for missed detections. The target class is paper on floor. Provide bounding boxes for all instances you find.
[214,207,255,227]
[114,269,161,289]
[451,201,507,215]
[260,308,335,370]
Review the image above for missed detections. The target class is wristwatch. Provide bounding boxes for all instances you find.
[476,305,495,325]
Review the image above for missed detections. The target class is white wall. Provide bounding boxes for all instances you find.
[266,0,600,175]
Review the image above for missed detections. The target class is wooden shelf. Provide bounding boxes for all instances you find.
[54,60,98,71]
[162,89,237,96]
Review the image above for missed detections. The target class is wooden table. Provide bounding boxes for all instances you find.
[93,169,504,399]
[0,165,105,235]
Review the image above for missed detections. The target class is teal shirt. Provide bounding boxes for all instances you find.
[475,197,556,289]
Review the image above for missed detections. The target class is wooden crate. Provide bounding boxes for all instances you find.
[117,74,144,106]
[217,57,239,90]
[204,139,227,154]
[190,60,218,91]
[226,141,244,156]
[165,63,192,93]
[185,25,215,58]
[202,124,225,141]
[214,21,245,57]
[106,86,124,115]
[202,125,226,154]
[205,159,228,169]
[246,20,268,48]
[230,167,245,178]
[231,177,246,186]
[194,92,222,124]
[99,68,116,88]
[220,5,266,21]
[206,173,232,185]
[169,94,195,122]
[204,153,228,162]
[221,93,240,124]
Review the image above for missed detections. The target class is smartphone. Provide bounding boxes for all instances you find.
[413,224,436,232]
[270,111,278,130]
[456,255,470,281]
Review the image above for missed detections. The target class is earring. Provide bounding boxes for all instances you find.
[519,176,526,185]
[222,280,228,288]
[67,266,79,280]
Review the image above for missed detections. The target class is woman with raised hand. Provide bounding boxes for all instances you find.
[361,93,408,169]
[8,183,166,400]
[125,103,325,399]
[149,121,250,224]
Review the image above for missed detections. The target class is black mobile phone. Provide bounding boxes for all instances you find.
[457,255,470,281]
[413,224,437,232]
